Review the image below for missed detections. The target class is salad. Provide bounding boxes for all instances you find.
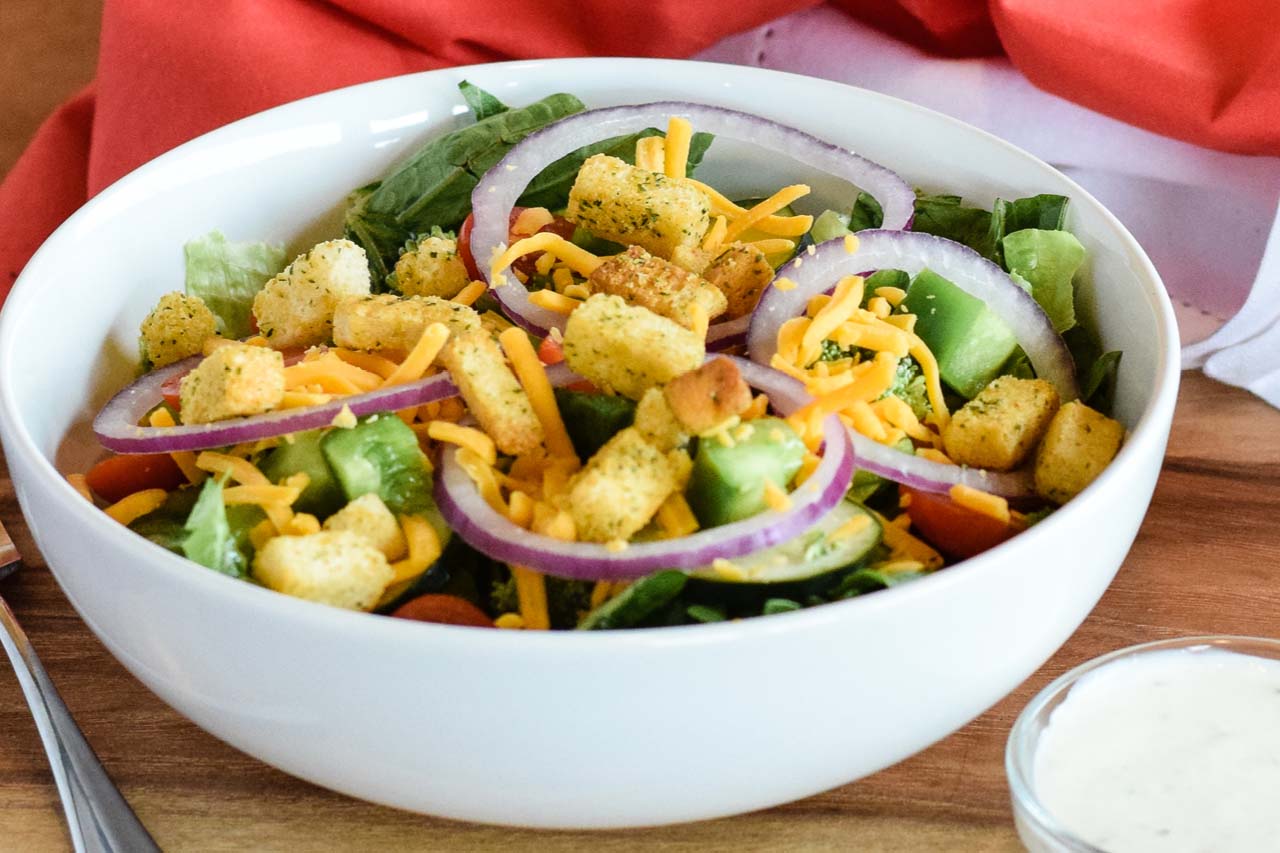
[76,83,1124,630]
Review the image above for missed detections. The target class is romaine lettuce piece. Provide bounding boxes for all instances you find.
[183,230,286,340]
[1002,228,1086,333]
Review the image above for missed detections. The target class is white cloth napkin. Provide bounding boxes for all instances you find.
[696,6,1280,403]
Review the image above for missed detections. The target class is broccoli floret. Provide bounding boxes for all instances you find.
[489,569,595,629]
[817,339,850,363]
[886,356,931,421]
[489,573,519,614]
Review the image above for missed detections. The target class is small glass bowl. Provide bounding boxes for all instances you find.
[1005,634,1280,852]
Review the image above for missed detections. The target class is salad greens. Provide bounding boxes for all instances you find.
[100,81,1127,632]
[183,230,287,340]
[344,83,713,284]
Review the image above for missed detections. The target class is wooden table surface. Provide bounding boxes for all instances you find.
[5,372,1277,852]
[5,5,1280,851]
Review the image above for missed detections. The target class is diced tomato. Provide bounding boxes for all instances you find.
[456,207,576,282]
[537,336,565,365]
[903,487,1017,560]
[160,373,185,412]
[390,594,495,628]
[85,453,185,504]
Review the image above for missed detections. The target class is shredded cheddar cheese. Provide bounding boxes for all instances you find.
[512,207,554,236]
[104,488,168,525]
[389,514,443,584]
[949,483,1012,524]
[688,179,813,237]
[148,407,205,484]
[491,233,602,281]
[747,238,796,255]
[723,185,812,243]
[451,280,488,307]
[333,349,399,380]
[701,215,728,252]
[495,612,526,629]
[528,289,582,315]
[66,473,93,502]
[381,322,449,388]
[498,327,579,463]
[428,421,497,466]
[656,492,700,538]
[663,116,694,179]
[635,135,666,172]
[762,479,792,512]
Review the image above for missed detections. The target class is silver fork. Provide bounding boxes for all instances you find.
[0,519,160,853]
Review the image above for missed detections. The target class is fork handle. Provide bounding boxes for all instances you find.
[0,596,160,853]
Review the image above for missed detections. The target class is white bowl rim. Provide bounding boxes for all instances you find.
[0,56,1182,651]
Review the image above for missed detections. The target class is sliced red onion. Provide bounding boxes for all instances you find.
[705,314,750,352]
[747,230,1076,498]
[94,355,463,454]
[434,355,853,580]
[749,230,1079,398]
[470,101,915,338]
[850,430,1035,498]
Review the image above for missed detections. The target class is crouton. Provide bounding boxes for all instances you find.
[633,388,689,452]
[333,294,480,353]
[178,342,285,424]
[703,243,774,318]
[252,239,372,348]
[586,245,726,330]
[663,356,753,434]
[391,233,470,299]
[566,154,711,259]
[562,294,705,400]
[669,245,713,275]
[139,291,219,368]
[322,493,407,561]
[252,530,393,611]
[565,427,692,542]
[1034,401,1124,504]
[437,329,544,456]
[942,377,1060,471]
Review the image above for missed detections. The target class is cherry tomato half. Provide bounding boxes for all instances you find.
[457,207,576,282]
[390,594,495,628]
[85,453,185,504]
[902,487,1017,560]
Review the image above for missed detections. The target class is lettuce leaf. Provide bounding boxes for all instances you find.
[183,230,286,340]
[849,191,884,231]
[344,83,717,284]
[181,477,245,577]
[1002,228,1086,333]
[458,80,508,120]
[911,193,993,257]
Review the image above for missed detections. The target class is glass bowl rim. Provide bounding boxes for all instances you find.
[1005,633,1280,851]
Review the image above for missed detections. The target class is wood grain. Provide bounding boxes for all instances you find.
[2,372,1274,851]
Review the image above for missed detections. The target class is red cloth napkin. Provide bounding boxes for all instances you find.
[3,0,1278,304]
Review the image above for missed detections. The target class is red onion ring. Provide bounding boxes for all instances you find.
[434,356,854,580]
[94,355,464,454]
[850,431,1035,498]
[747,230,1077,498]
[470,101,916,338]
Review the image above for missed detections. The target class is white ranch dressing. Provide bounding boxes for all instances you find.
[1033,647,1280,852]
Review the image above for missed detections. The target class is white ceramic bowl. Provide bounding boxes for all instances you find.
[0,58,1179,828]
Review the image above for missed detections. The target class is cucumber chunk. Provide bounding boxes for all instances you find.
[260,429,345,517]
[321,415,434,517]
[685,417,806,528]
